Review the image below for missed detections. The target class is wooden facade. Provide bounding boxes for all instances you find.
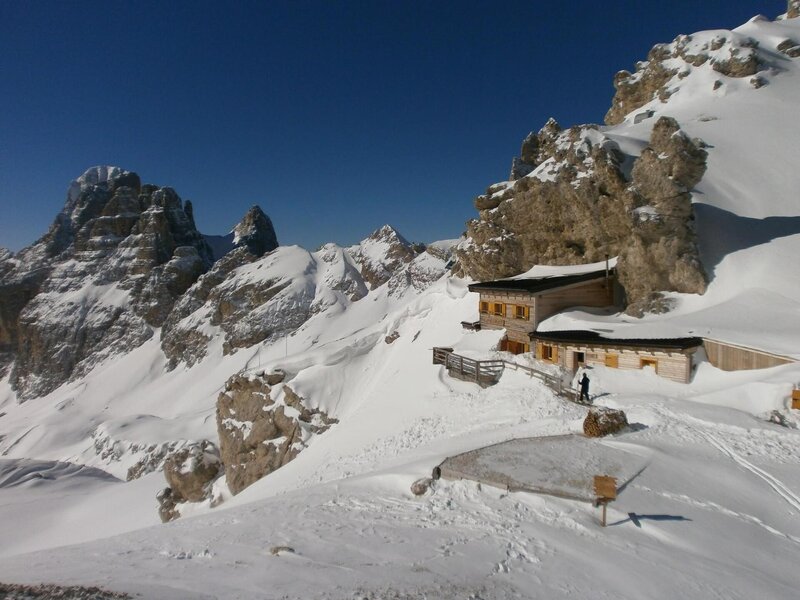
[472,274,615,350]
[530,332,701,384]
[703,338,795,372]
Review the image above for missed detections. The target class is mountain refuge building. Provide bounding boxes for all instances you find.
[467,264,703,384]
[467,266,618,354]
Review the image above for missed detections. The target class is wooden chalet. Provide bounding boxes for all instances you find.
[530,330,703,384]
[464,263,797,386]
[467,268,618,354]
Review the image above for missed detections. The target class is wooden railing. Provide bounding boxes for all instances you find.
[432,347,505,387]
[503,360,575,400]
[433,347,579,401]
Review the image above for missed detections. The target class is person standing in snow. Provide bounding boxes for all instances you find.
[579,373,590,403]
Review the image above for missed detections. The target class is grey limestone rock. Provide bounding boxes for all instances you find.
[4,166,214,399]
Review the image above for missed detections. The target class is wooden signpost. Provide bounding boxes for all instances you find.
[594,475,617,527]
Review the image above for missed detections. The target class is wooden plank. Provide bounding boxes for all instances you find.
[593,475,617,500]
[703,339,794,371]
[792,389,800,410]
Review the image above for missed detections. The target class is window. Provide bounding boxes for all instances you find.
[491,302,505,316]
[640,357,658,372]
[514,305,530,320]
[507,341,530,355]
[540,344,558,362]
[479,301,489,314]
[605,354,619,368]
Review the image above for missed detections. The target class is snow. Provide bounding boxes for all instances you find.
[0,12,799,600]
[509,256,618,280]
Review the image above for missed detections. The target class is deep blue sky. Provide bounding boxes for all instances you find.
[0,0,785,251]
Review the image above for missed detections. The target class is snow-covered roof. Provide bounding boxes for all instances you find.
[468,266,613,294]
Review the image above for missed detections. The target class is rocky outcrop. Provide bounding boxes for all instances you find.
[455,116,707,314]
[216,373,336,495]
[164,441,222,501]
[232,205,279,257]
[606,45,677,126]
[583,407,628,437]
[157,441,222,522]
[606,32,765,126]
[4,167,214,399]
[619,117,708,313]
[349,225,421,289]
[788,1,800,19]
[777,38,800,57]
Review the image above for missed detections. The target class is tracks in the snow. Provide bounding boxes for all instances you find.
[703,431,800,513]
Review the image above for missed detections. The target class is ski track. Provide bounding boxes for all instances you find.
[702,431,800,514]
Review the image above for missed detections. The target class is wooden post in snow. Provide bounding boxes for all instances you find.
[594,475,617,527]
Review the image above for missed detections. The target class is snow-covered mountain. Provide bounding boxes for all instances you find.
[0,5,799,599]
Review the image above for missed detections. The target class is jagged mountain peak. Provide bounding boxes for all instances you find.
[362,224,411,247]
[351,225,422,289]
[66,166,140,207]
[231,205,279,258]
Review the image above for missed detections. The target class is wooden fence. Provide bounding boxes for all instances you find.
[432,347,578,401]
[432,347,505,387]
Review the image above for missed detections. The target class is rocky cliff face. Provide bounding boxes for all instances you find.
[2,166,214,398]
[788,1,800,19]
[455,115,707,315]
[216,372,336,495]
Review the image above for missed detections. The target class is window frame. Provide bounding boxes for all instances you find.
[514,304,530,321]
[640,357,658,372]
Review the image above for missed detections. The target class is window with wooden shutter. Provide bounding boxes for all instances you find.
[514,305,530,320]
[605,354,619,368]
[492,302,505,316]
[479,301,489,314]
[640,357,658,372]
[541,344,557,362]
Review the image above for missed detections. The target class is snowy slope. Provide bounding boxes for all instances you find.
[0,10,799,600]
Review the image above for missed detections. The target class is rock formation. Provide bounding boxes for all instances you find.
[605,31,766,126]
[232,205,279,257]
[162,225,445,369]
[455,115,707,315]
[157,440,222,522]
[3,167,214,399]
[789,0,800,19]
[216,373,336,495]
[348,225,421,289]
